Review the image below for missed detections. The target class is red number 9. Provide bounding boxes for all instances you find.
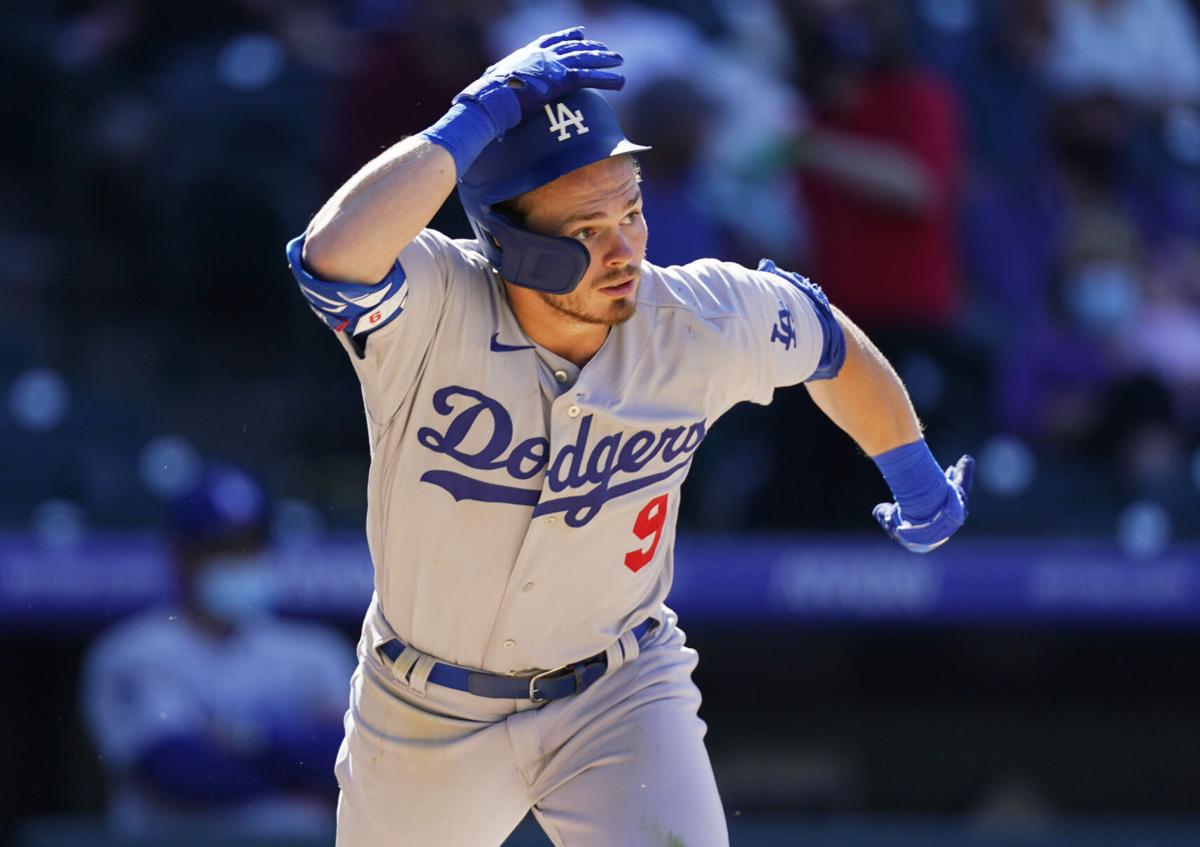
[624,493,669,573]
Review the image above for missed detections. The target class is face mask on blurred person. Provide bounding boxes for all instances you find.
[194,553,278,624]
[1062,261,1142,335]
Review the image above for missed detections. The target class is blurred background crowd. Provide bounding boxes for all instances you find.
[5,0,1200,547]
[4,0,1200,845]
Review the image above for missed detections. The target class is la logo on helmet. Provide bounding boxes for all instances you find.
[545,102,590,141]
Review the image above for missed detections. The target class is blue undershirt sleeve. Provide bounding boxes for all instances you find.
[133,732,283,803]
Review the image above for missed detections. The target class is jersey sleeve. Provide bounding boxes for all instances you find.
[81,625,208,769]
[683,258,845,407]
[287,228,459,426]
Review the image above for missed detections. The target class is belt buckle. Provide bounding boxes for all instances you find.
[528,664,571,703]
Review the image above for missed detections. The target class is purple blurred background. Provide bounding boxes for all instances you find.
[3,1,1200,845]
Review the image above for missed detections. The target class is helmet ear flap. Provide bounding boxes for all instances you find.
[477,212,590,295]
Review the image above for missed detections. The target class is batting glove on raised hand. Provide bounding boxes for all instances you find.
[873,454,974,553]
[454,27,625,135]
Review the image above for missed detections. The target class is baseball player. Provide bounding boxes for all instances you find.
[287,28,973,847]
[81,465,353,837]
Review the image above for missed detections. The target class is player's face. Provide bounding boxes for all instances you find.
[519,155,648,326]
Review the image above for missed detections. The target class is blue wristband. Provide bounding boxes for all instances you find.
[872,439,946,522]
[419,101,500,179]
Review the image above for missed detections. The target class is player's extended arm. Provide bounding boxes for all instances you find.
[302,26,625,284]
[805,308,919,453]
[805,308,973,552]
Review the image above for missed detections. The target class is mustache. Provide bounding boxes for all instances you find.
[595,262,642,288]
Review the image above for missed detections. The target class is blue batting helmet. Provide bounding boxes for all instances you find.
[170,464,268,548]
[458,89,650,294]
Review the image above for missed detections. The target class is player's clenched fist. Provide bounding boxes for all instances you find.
[454,27,625,135]
[873,453,974,553]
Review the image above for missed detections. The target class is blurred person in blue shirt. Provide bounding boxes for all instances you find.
[81,465,354,838]
[626,75,733,267]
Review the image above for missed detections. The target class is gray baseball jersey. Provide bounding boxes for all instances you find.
[291,228,825,673]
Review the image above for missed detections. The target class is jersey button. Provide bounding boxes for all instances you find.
[546,516,557,526]
[502,639,516,649]
[521,582,535,593]
[567,404,581,418]
[553,369,569,384]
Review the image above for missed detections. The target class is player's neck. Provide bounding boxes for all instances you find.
[504,284,610,368]
[522,321,609,369]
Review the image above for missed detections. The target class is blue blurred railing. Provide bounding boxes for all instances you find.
[2,533,1198,630]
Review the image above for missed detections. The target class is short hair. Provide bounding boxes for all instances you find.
[493,155,642,228]
[493,194,529,227]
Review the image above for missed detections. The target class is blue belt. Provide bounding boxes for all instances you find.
[380,619,656,703]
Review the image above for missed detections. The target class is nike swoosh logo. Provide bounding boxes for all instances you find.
[490,332,534,353]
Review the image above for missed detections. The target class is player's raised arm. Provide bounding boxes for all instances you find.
[752,261,973,553]
[301,26,625,285]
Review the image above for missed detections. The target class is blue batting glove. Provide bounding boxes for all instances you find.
[873,454,974,553]
[454,27,625,135]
